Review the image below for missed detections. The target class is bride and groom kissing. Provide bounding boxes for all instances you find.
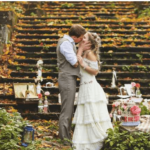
[56,24,113,150]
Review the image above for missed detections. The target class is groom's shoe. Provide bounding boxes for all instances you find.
[62,139,72,147]
[63,141,72,146]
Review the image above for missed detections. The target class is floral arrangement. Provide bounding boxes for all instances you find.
[44,91,50,100]
[112,102,120,108]
[131,82,140,88]
[121,105,127,111]
[130,105,141,115]
[136,83,140,88]
[38,93,42,99]
[131,82,136,87]
[110,102,120,117]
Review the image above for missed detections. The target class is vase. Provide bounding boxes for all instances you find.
[131,86,135,96]
[136,88,141,98]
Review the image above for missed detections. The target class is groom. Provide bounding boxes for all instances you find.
[56,24,88,144]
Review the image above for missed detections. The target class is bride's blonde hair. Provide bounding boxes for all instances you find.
[87,32,101,70]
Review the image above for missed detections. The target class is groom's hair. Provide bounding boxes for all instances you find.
[69,24,86,37]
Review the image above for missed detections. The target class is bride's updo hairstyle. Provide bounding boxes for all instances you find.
[87,32,101,70]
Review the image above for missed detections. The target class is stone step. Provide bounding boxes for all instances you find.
[14,46,150,53]
[43,1,136,6]
[20,112,60,120]
[16,24,150,30]
[19,16,96,20]
[15,28,150,35]
[19,19,150,25]
[14,40,150,46]
[3,76,150,86]
[11,58,150,66]
[15,34,149,40]
[42,5,134,9]
[101,65,150,72]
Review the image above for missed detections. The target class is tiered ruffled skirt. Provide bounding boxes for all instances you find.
[72,79,113,150]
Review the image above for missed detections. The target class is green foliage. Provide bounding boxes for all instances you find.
[106,2,116,8]
[28,68,34,72]
[16,66,22,71]
[30,12,37,16]
[102,123,150,150]
[137,66,148,72]
[14,7,23,13]
[43,44,49,50]
[122,65,132,72]
[138,7,150,18]
[79,16,83,21]
[136,54,143,62]
[139,102,150,115]
[0,109,28,150]
[61,3,75,8]
[64,19,72,24]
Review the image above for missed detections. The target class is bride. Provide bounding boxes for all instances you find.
[72,32,113,150]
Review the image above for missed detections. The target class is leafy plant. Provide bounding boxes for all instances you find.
[102,123,150,150]
[122,65,132,72]
[106,3,115,8]
[64,19,72,25]
[43,44,49,50]
[136,54,143,62]
[138,6,150,18]
[28,68,34,72]
[16,66,21,71]
[137,66,148,72]
[30,12,37,16]
[79,16,83,21]
[0,109,28,150]
[61,3,75,8]
[139,102,150,115]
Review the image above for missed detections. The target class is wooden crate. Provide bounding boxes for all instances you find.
[13,83,38,101]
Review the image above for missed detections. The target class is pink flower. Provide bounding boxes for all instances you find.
[112,102,120,108]
[123,105,127,110]
[130,105,141,115]
[45,91,50,96]
[131,82,136,87]
[136,83,140,88]
[38,93,42,99]
[109,113,112,118]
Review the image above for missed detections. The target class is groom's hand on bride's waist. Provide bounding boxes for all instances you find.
[73,62,79,68]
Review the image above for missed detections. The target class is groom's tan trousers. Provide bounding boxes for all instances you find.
[58,72,77,140]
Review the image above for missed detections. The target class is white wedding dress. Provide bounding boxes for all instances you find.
[72,58,113,150]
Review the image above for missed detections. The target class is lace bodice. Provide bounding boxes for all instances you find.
[80,58,98,84]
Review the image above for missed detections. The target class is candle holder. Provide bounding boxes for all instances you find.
[21,125,34,147]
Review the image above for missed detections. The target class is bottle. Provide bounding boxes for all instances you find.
[25,85,30,99]
[136,87,141,98]
[43,98,48,113]
[38,99,43,113]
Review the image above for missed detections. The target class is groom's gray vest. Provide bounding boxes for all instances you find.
[56,38,80,77]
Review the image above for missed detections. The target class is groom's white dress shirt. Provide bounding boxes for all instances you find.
[60,34,77,66]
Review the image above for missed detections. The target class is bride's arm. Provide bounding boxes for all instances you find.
[77,55,99,76]
[77,41,91,56]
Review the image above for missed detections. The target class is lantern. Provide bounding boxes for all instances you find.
[22,125,34,147]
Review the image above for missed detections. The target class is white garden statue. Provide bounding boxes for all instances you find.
[37,82,42,94]
[111,68,117,88]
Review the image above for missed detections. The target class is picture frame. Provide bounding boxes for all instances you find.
[124,84,135,96]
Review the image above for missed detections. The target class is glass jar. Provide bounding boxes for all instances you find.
[38,100,43,113]
[136,88,141,98]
